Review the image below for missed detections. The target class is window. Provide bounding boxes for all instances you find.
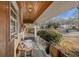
[10,2,19,40]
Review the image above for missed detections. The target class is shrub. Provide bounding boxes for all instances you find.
[46,23,59,29]
[49,31,62,44]
[37,30,62,44]
[37,30,51,42]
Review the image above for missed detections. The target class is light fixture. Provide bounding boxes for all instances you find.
[29,7,32,12]
[28,4,33,13]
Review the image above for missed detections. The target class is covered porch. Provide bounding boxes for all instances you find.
[0,1,79,57]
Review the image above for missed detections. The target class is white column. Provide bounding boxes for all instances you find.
[35,26,37,38]
[34,25,40,43]
[34,26,37,42]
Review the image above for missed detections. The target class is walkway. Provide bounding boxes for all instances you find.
[32,40,48,57]
[22,36,48,57]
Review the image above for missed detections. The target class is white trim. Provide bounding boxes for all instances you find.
[11,7,17,16]
[10,1,19,41]
[11,1,19,11]
[10,16,17,22]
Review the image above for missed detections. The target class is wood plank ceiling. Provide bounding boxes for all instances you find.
[17,1,53,23]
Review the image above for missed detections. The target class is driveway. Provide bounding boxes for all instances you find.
[60,31,79,56]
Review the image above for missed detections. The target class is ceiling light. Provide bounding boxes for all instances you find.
[29,8,32,12]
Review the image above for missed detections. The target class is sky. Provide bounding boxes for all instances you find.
[53,8,79,20]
